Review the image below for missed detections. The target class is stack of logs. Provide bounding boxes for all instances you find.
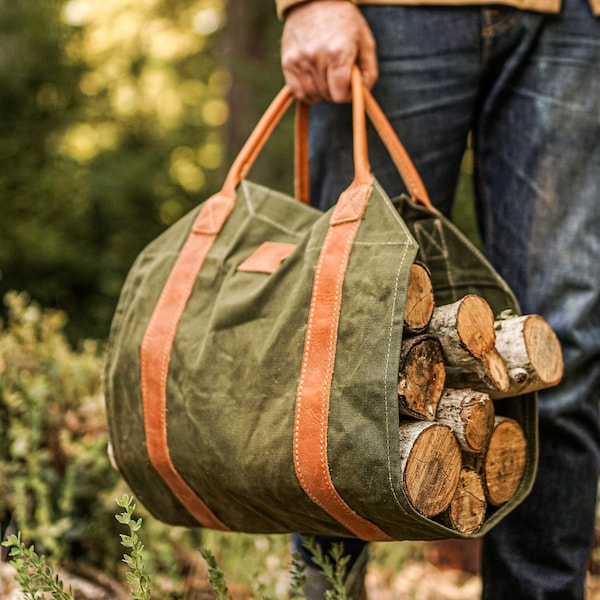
[397,263,564,534]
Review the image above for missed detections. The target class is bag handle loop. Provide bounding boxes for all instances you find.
[220,66,435,213]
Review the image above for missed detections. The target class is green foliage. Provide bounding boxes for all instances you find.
[0,290,120,562]
[200,530,292,599]
[301,537,350,600]
[2,532,74,600]
[200,547,234,600]
[0,0,229,341]
[0,292,201,593]
[115,494,152,600]
[289,551,307,597]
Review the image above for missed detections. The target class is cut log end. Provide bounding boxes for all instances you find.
[483,417,527,506]
[400,422,462,517]
[443,468,487,534]
[462,396,495,453]
[404,262,435,333]
[456,295,496,358]
[436,388,495,453]
[524,315,564,386]
[398,336,446,421]
[482,348,510,393]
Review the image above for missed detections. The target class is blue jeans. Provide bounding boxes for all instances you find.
[296,0,600,597]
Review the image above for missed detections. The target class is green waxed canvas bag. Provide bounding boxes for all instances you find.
[104,71,538,541]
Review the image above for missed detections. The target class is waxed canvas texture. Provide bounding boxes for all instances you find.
[105,177,538,541]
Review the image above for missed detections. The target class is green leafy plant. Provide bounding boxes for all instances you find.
[0,291,121,565]
[115,494,152,600]
[289,551,307,597]
[0,292,201,592]
[302,537,350,600]
[2,532,73,600]
[200,546,234,600]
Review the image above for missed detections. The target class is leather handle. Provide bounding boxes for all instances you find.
[221,85,295,199]
[362,86,434,210]
[294,101,311,204]
[222,66,435,212]
[294,67,435,211]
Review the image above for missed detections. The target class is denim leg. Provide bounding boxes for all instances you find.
[475,1,600,598]
[301,3,600,598]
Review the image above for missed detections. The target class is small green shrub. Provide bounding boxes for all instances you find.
[115,495,152,600]
[0,292,202,593]
[2,532,74,600]
[3,495,356,600]
[0,290,119,563]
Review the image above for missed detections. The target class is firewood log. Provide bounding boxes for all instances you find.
[491,314,564,398]
[435,388,495,453]
[428,294,495,359]
[398,421,462,517]
[439,468,487,534]
[465,416,527,506]
[444,347,510,394]
[428,295,510,392]
[397,335,446,421]
[403,262,435,334]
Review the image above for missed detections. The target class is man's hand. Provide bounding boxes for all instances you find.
[281,0,378,104]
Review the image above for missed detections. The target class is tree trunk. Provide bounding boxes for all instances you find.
[428,294,496,360]
[492,314,564,398]
[428,295,510,392]
[465,416,527,506]
[439,468,487,534]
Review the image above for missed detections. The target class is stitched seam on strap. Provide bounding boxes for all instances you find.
[295,219,365,517]
[141,195,232,531]
[294,184,392,541]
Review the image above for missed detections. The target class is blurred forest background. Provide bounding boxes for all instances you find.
[0,0,291,342]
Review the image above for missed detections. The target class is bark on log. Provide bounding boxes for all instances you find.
[428,295,510,392]
[428,295,496,361]
[397,335,446,421]
[403,262,435,334]
[444,347,510,393]
[465,416,527,506]
[435,388,495,453]
[491,314,564,398]
[439,468,487,534]
[398,421,462,517]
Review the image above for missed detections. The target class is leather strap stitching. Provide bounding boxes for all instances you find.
[294,181,393,541]
[140,193,233,530]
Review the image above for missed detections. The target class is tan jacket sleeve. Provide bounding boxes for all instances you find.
[276,0,357,20]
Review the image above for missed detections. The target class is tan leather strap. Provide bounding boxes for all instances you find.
[293,67,436,212]
[363,87,435,212]
[140,193,234,530]
[222,86,295,198]
[295,102,311,205]
[293,72,393,541]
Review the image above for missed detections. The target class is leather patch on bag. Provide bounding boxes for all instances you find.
[237,241,296,273]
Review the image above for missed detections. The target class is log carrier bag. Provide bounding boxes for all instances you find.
[104,69,538,541]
